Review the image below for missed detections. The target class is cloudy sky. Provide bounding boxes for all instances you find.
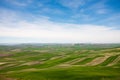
[0,0,120,43]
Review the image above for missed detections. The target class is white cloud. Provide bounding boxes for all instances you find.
[87,0,108,14]
[58,0,85,9]
[0,9,120,43]
[39,7,64,15]
[95,13,120,26]
[0,19,120,43]
[6,0,33,6]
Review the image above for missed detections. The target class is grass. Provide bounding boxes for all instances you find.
[7,66,120,80]
[0,44,120,80]
[73,56,99,65]
[99,55,120,66]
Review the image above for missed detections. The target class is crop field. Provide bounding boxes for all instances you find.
[0,44,120,80]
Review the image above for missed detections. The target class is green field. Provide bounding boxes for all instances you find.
[0,44,120,80]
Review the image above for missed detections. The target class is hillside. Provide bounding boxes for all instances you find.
[0,44,120,80]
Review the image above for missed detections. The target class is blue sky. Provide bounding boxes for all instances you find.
[0,0,120,43]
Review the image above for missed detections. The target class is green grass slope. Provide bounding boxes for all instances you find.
[0,44,120,80]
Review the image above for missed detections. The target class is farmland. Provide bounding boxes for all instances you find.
[0,44,120,80]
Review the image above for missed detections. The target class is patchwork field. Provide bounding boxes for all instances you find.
[0,44,120,80]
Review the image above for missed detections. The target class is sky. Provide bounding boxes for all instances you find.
[0,0,120,43]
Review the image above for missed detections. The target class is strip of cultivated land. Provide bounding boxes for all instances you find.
[0,44,120,80]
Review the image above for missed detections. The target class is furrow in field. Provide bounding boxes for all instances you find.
[84,56,110,66]
[107,55,120,66]
[72,56,98,65]
[98,55,119,66]
[68,57,88,65]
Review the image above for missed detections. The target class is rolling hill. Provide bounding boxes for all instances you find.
[0,44,120,80]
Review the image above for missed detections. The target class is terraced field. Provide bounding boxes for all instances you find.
[0,44,120,80]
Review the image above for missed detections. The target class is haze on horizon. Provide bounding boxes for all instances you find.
[0,0,120,43]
